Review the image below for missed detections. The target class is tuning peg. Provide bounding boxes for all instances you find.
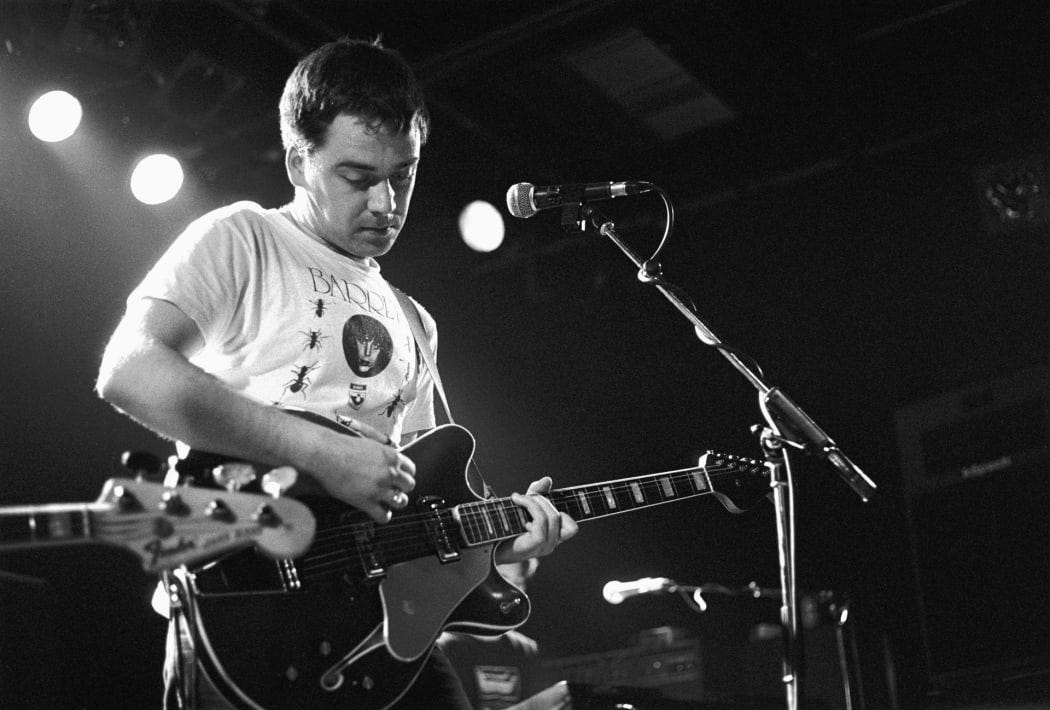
[252,504,281,527]
[111,484,143,512]
[205,498,235,523]
[261,466,298,497]
[212,462,258,492]
[121,450,163,482]
[159,490,190,516]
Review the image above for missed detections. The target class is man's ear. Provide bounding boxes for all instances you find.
[285,146,307,188]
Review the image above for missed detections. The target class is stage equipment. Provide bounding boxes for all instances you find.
[973,156,1047,235]
[506,181,876,710]
[541,633,704,702]
[896,364,1050,691]
[505,181,651,218]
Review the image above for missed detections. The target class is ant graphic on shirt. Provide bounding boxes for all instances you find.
[300,329,330,351]
[384,390,405,417]
[283,362,320,398]
[309,298,328,318]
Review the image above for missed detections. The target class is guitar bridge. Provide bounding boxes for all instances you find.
[278,558,302,591]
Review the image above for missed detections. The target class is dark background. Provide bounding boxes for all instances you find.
[2,1,1049,708]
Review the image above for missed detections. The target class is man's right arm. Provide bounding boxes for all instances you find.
[96,297,415,523]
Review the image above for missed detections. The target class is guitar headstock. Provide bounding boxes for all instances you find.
[96,479,316,573]
[699,452,770,514]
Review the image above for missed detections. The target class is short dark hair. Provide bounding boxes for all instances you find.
[279,38,430,153]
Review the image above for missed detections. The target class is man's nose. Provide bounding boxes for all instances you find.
[367,179,395,214]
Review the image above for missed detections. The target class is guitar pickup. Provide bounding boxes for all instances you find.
[432,535,460,563]
[353,525,386,579]
[420,496,460,563]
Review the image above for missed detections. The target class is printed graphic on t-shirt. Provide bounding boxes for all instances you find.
[282,362,320,398]
[347,382,367,410]
[384,390,405,418]
[299,328,331,351]
[343,314,393,377]
[309,297,329,318]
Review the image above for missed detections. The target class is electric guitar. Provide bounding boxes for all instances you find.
[179,419,770,710]
[0,479,316,572]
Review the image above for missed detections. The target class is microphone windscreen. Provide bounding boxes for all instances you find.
[602,581,626,604]
[505,183,536,218]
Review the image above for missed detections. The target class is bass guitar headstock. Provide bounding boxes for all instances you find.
[96,479,316,572]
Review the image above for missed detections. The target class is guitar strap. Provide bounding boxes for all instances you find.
[390,285,493,498]
[390,285,454,426]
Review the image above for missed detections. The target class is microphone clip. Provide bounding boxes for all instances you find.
[560,201,592,232]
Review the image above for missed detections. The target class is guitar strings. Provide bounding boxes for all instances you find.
[300,464,747,561]
[296,464,753,580]
[304,462,749,555]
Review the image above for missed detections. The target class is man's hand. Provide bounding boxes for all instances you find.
[496,477,578,564]
[306,430,416,524]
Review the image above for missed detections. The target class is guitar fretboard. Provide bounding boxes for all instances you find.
[455,462,730,547]
[0,504,99,546]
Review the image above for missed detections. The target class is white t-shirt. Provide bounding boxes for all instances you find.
[130,201,436,444]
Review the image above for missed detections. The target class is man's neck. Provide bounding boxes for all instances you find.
[282,201,372,264]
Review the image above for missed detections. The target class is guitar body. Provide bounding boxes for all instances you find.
[184,424,530,710]
[177,411,770,709]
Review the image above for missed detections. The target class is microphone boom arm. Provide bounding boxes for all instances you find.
[579,203,875,501]
[577,196,875,710]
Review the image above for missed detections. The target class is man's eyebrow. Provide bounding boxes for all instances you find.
[334,157,420,171]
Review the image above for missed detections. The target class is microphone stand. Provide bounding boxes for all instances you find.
[563,201,877,710]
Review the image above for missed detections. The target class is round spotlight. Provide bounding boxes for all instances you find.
[27,90,83,142]
[458,200,505,253]
[130,153,184,205]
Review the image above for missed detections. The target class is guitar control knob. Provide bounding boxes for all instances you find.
[205,499,235,522]
[159,490,190,516]
[499,596,523,615]
[252,504,281,527]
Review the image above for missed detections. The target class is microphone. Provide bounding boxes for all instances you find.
[505,181,651,219]
[602,577,675,605]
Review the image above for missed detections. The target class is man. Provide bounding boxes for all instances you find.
[96,38,577,709]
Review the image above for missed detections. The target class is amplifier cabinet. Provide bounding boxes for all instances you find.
[895,365,1050,689]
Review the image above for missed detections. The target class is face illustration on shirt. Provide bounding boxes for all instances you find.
[356,335,381,372]
[343,314,393,377]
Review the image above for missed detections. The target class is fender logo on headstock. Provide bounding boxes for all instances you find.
[144,536,197,567]
[144,525,271,567]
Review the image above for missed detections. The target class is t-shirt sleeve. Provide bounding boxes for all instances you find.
[128,207,255,352]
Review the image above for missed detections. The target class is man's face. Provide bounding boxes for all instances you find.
[288,114,421,259]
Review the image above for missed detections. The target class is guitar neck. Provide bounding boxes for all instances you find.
[0,502,108,548]
[456,460,729,547]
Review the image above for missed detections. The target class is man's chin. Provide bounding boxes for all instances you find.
[353,231,398,258]
[330,234,396,260]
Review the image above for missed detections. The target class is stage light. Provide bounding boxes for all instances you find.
[130,153,184,205]
[458,200,504,252]
[27,90,83,142]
